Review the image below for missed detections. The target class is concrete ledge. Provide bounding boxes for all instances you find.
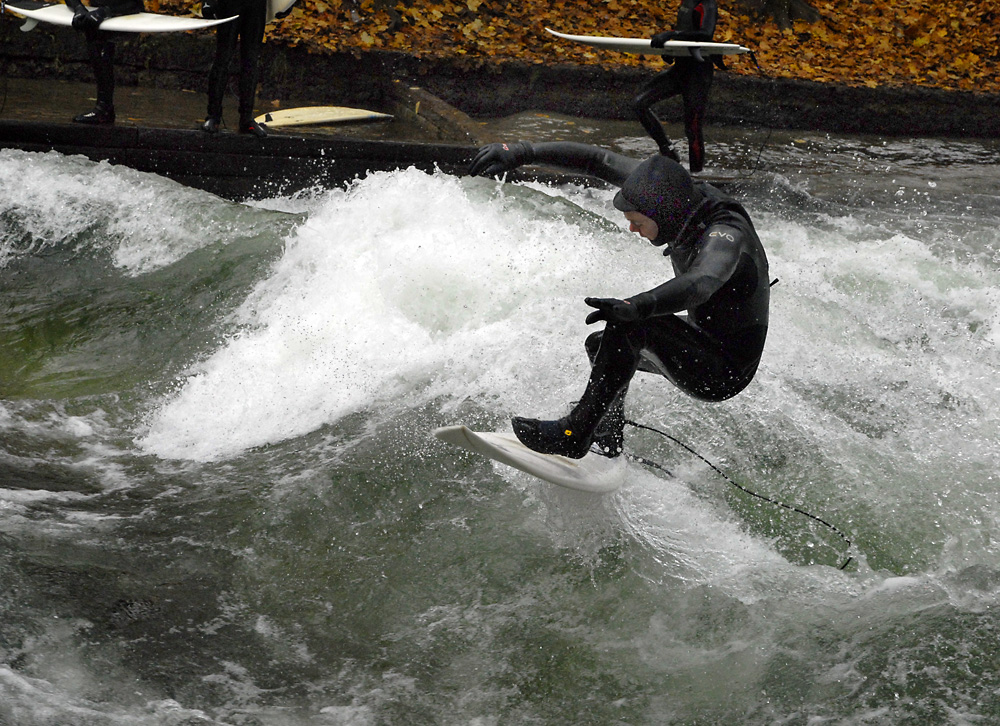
[0,116,604,200]
[0,117,479,198]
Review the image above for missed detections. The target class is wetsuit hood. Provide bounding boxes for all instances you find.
[613,156,703,247]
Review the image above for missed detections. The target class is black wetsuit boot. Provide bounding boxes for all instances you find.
[513,322,640,459]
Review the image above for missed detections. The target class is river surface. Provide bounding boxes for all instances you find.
[1,118,1000,725]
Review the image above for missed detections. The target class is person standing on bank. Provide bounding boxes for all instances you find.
[634,0,719,173]
[469,140,770,459]
[66,0,144,125]
[199,0,268,137]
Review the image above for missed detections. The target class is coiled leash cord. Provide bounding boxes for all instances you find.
[625,418,855,570]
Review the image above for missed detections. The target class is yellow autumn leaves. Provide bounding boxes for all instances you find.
[154,0,999,92]
[739,0,1000,90]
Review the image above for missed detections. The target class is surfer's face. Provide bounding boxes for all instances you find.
[624,211,659,241]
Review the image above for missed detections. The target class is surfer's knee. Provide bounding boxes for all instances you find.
[590,321,648,360]
[585,330,603,363]
[632,89,657,116]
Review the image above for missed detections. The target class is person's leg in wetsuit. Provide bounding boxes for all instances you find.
[632,66,683,162]
[203,0,240,133]
[679,58,714,173]
[74,29,117,124]
[68,0,143,124]
[203,0,267,136]
[513,315,754,458]
[235,0,267,135]
[633,58,715,172]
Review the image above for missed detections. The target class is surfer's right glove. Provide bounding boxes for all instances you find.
[201,0,218,19]
[72,6,110,30]
[584,297,643,325]
[469,142,534,178]
[650,30,680,48]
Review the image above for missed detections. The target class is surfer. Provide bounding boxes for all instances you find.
[66,0,144,124]
[200,0,268,137]
[634,0,719,172]
[469,141,769,459]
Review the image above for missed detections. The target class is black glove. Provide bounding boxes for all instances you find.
[584,297,641,325]
[469,142,533,178]
[650,30,679,49]
[201,0,218,18]
[70,3,89,25]
[72,6,109,30]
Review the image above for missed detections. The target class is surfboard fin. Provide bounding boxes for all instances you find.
[19,17,39,31]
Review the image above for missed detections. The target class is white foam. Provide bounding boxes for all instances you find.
[0,148,285,275]
[138,169,645,461]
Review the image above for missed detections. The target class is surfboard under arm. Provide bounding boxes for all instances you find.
[3,0,238,33]
[266,0,296,22]
[545,27,751,57]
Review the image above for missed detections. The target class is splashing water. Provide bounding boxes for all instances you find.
[1,132,1000,725]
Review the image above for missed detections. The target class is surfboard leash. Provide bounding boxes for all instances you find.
[734,49,776,181]
[0,0,8,116]
[625,418,854,570]
[0,39,8,118]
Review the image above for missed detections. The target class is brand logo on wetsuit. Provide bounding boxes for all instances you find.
[709,229,735,242]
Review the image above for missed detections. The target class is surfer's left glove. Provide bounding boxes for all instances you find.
[72,6,110,30]
[469,142,534,178]
[584,297,642,325]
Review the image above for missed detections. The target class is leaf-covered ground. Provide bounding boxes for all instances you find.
[157,0,1000,93]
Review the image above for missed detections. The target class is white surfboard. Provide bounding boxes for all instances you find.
[267,0,296,22]
[4,0,237,32]
[254,106,393,128]
[433,425,625,493]
[545,27,751,57]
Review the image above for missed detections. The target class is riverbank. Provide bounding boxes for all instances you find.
[2,17,999,140]
[189,0,1000,96]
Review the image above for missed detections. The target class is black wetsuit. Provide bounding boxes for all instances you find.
[65,0,144,122]
[469,140,770,457]
[634,0,718,172]
[204,0,268,128]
